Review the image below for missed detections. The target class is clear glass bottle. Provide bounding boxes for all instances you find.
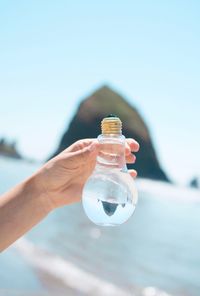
[82,115,138,226]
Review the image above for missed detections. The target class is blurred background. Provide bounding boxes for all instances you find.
[0,1,200,295]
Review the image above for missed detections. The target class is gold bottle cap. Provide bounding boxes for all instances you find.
[101,115,122,135]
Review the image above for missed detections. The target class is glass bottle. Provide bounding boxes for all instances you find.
[82,115,138,226]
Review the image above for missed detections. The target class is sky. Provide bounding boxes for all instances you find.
[0,0,199,184]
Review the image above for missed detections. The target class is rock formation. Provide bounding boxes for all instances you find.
[51,86,169,181]
[0,138,22,159]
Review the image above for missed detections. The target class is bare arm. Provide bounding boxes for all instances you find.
[0,138,139,252]
[0,175,52,252]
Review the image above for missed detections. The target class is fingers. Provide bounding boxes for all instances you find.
[126,153,136,164]
[125,139,138,165]
[66,139,97,153]
[69,142,99,164]
[62,137,139,167]
[129,169,137,178]
[125,139,138,178]
[65,138,139,155]
[125,138,140,155]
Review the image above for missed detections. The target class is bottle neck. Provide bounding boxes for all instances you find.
[96,134,126,170]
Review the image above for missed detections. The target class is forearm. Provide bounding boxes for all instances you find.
[0,174,53,252]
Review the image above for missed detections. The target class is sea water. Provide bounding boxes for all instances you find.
[1,157,200,296]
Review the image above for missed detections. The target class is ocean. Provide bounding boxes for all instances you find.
[0,157,200,296]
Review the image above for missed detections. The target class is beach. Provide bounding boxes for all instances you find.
[0,157,200,296]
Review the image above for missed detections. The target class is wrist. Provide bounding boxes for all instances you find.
[26,172,55,215]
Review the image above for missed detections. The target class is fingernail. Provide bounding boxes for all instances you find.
[135,142,140,152]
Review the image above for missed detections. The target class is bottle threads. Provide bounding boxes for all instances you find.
[101,116,122,135]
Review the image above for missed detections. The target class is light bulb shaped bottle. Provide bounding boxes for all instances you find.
[82,115,138,226]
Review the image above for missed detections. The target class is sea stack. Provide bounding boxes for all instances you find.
[51,86,169,181]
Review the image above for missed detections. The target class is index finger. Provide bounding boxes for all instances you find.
[125,138,140,153]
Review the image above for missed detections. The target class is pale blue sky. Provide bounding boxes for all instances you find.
[0,0,199,184]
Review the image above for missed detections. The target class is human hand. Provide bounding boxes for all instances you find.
[34,138,139,210]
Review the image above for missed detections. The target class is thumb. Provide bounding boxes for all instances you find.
[70,142,99,163]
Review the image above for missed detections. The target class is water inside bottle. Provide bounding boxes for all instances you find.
[82,170,137,226]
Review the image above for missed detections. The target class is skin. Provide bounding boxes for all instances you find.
[0,138,139,252]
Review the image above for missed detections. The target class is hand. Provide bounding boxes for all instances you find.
[34,138,139,210]
[0,138,139,250]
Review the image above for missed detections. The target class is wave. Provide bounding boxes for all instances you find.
[14,238,172,296]
[14,238,131,296]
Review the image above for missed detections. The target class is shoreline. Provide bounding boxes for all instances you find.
[13,238,172,296]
